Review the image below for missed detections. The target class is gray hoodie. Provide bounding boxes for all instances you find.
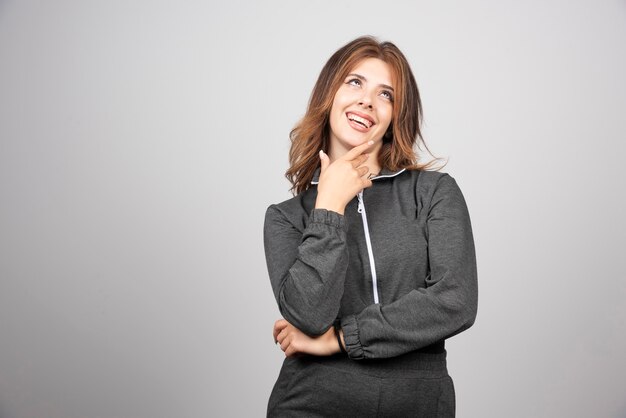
[263,168,477,360]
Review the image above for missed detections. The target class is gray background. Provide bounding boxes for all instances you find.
[1,0,625,417]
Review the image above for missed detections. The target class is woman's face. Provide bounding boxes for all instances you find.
[328,58,394,156]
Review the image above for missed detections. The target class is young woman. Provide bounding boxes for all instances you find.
[263,36,478,417]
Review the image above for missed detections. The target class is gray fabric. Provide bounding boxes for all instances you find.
[267,353,455,417]
[263,169,478,360]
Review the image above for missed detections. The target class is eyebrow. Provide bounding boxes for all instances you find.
[347,73,394,92]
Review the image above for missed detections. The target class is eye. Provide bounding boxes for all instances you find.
[347,78,362,87]
[380,90,393,101]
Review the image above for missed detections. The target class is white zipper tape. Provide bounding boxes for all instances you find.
[357,190,380,304]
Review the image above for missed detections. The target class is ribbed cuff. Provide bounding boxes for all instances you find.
[309,208,345,229]
[340,314,365,360]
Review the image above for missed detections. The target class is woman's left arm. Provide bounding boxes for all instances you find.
[340,174,478,360]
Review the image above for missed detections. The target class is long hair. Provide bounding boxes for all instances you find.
[286,35,442,195]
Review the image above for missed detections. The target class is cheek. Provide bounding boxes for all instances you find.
[330,95,344,119]
[380,107,393,129]
[329,103,342,127]
[330,94,351,124]
[328,108,344,137]
[332,92,351,110]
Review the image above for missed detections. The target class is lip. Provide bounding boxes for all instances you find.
[346,111,376,127]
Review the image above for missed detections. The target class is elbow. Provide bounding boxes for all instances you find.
[449,272,478,331]
[463,304,477,330]
[278,297,337,337]
[467,283,479,327]
[455,292,478,333]
[462,288,478,326]
[439,285,478,335]
[297,320,333,337]
[277,278,342,337]
[279,304,333,336]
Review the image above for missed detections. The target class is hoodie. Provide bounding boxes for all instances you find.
[263,168,478,360]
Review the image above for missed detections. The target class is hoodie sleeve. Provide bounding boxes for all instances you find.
[340,174,478,360]
[264,206,349,336]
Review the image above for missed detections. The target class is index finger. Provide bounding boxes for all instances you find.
[343,140,375,160]
[273,319,288,341]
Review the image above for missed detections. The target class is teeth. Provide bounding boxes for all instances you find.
[348,113,373,128]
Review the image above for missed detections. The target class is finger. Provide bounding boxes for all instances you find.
[273,321,282,341]
[362,177,373,189]
[276,327,289,345]
[284,339,299,357]
[344,140,374,160]
[356,166,369,177]
[350,153,369,168]
[273,319,288,341]
[279,334,293,352]
[319,150,330,173]
[285,344,297,357]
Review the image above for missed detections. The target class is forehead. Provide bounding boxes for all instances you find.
[348,58,394,87]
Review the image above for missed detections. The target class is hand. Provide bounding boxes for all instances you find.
[273,319,340,357]
[315,140,375,214]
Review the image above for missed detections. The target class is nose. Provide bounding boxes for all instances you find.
[358,100,373,109]
[358,91,374,109]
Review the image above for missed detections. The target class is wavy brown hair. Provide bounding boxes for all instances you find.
[286,35,442,195]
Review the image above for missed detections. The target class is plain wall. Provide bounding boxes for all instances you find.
[1,0,625,417]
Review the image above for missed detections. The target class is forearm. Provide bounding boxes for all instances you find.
[340,283,477,359]
[277,257,347,335]
[265,206,349,336]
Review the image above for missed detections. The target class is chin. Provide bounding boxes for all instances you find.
[342,132,376,146]
[330,127,381,151]
[340,138,368,149]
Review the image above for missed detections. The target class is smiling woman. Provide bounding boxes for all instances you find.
[285,36,440,196]
[328,58,394,161]
[264,36,478,417]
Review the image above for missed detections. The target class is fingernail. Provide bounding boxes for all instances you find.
[368,140,374,145]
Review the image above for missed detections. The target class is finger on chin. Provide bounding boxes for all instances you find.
[351,153,369,167]
[346,140,374,159]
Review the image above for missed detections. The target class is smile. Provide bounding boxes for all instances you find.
[346,112,375,129]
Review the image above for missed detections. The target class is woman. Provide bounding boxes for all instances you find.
[263,36,477,417]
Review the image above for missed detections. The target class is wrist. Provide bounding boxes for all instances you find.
[314,198,345,215]
[339,330,346,353]
[333,320,347,355]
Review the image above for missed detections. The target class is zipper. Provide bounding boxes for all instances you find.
[357,190,380,304]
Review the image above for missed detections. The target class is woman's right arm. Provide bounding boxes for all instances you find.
[264,140,375,336]
[264,205,348,336]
